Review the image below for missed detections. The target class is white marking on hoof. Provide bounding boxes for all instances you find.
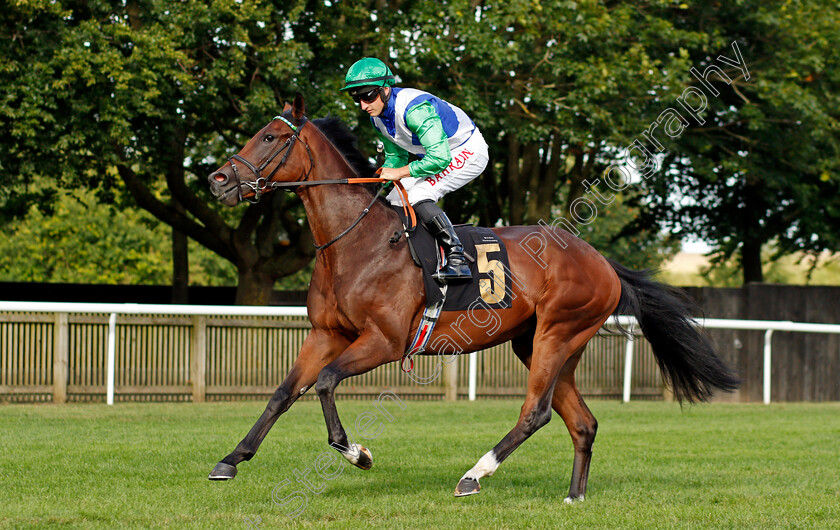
[339,444,361,465]
[564,495,584,504]
[356,446,372,470]
[462,450,500,482]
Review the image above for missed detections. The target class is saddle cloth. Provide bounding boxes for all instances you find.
[392,207,513,312]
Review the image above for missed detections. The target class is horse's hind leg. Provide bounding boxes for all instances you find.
[553,368,597,502]
[209,330,349,480]
[511,333,597,502]
[455,322,599,497]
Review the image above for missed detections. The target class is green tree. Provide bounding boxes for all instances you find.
[386,1,706,228]
[8,0,832,295]
[0,188,239,285]
[387,0,840,282]
[293,0,692,268]
[2,0,683,301]
[626,0,840,283]
[1,0,317,304]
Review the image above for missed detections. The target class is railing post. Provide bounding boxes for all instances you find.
[107,313,117,405]
[763,329,774,405]
[53,313,69,404]
[622,325,635,403]
[468,352,477,401]
[191,315,207,403]
[443,356,458,401]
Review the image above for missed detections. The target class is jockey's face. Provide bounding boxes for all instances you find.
[359,87,388,117]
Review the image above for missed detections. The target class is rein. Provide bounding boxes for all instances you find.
[220,115,417,250]
[299,178,415,251]
[312,184,383,250]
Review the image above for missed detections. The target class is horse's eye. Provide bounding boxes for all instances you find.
[264,135,275,142]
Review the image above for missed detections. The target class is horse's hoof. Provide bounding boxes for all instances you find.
[354,446,373,470]
[337,444,373,470]
[454,477,480,497]
[208,462,237,480]
[563,494,584,504]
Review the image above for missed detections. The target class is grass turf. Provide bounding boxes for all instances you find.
[1,399,838,528]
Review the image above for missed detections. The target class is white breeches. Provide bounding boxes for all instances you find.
[386,130,489,207]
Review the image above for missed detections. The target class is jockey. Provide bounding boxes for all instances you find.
[341,57,489,283]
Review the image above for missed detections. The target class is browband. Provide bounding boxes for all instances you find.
[273,115,299,131]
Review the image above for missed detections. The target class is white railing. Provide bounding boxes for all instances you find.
[0,302,307,405]
[608,315,840,404]
[2,301,839,405]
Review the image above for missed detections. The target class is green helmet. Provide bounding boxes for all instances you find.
[340,58,396,92]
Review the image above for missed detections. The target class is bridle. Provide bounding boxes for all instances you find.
[215,114,416,250]
[219,115,315,204]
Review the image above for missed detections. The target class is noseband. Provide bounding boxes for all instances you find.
[223,115,314,204]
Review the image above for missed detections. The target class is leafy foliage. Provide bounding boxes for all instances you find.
[1,0,316,303]
[0,189,237,285]
[2,0,838,295]
[627,0,840,283]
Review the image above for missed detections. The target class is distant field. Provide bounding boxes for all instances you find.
[2,400,839,528]
[658,250,840,286]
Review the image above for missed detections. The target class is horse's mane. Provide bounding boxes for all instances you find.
[312,117,375,179]
[311,117,392,205]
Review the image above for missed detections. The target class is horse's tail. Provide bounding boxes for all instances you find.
[608,258,740,403]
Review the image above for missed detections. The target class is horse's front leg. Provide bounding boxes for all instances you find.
[314,329,401,470]
[209,330,350,480]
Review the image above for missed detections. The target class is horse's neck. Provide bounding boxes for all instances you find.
[296,145,396,259]
[298,131,420,324]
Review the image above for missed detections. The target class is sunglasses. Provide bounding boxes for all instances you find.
[350,87,381,104]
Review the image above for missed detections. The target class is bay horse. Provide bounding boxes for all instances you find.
[206,94,739,501]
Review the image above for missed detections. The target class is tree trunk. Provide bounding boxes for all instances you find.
[506,134,525,225]
[480,149,502,227]
[741,181,765,284]
[536,134,563,222]
[741,237,764,283]
[522,142,541,224]
[235,267,275,305]
[562,144,585,228]
[170,200,189,304]
[171,226,189,304]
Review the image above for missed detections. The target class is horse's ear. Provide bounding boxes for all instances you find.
[282,102,292,113]
[292,92,305,123]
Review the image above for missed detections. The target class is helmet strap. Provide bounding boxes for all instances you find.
[380,86,392,105]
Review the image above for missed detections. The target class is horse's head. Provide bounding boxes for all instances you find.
[208,93,312,206]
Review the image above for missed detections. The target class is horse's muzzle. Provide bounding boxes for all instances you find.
[207,168,239,205]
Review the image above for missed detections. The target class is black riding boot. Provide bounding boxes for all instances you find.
[413,201,472,283]
[425,213,472,283]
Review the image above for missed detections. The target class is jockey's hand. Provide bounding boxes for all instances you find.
[375,166,411,181]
